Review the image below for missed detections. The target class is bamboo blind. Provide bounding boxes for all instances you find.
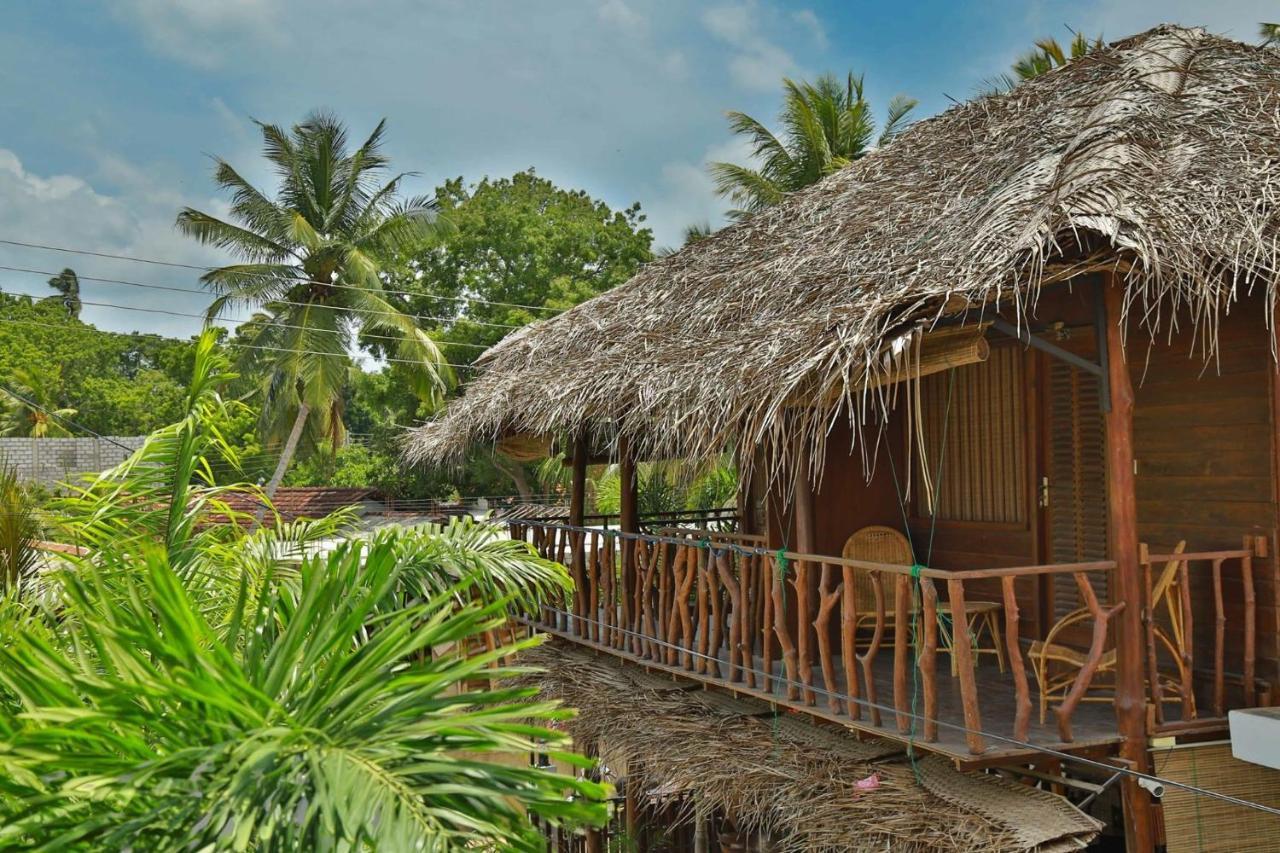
[914,344,1027,524]
[1157,741,1280,853]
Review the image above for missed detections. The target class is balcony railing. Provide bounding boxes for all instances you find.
[509,521,1266,759]
[1141,539,1263,732]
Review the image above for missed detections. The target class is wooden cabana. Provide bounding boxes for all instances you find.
[407,26,1280,850]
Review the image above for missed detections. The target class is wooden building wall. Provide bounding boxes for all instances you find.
[764,281,1280,687]
[1128,296,1280,687]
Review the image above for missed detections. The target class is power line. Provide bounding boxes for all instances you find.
[0,263,528,332]
[0,315,479,372]
[0,382,136,452]
[0,280,495,352]
[0,237,565,315]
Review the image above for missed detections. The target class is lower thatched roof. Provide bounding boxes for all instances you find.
[405,26,1280,477]
[522,640,1102,852]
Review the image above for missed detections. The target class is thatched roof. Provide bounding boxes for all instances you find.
[406,26,1280,473]
[524,641,1102,851]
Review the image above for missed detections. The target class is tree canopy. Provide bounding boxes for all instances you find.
[0,291,191,436]
[391,169,653,365]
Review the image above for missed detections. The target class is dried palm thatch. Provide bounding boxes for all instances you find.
[406,26,1280,482]
[523,641,1101,852]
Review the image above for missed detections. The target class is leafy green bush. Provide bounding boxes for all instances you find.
[0,330,606,850]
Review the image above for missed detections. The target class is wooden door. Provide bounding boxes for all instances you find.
[1042,334,1110,626]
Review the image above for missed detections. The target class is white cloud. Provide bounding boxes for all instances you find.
[792,9,828,51]
[0,148,233,337]
[702,3,801,91]
[646,135,757,249]
[8,0,835,328]
[597,0,645,33]
[106,0,282,68]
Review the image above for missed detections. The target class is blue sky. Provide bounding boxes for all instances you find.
[0,0,1273,338]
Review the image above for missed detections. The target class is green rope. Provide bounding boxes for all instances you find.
[775,549,790,609]
[885,367,957,784]
[907,563,925,783]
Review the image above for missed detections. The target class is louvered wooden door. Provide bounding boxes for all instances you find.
[1043,334,1110,624]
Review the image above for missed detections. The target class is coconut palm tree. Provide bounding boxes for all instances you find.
[1263,23,1280,46]
[176,112,453,510]
[710,72,916,218]
[656,221,716,257]
[0,367,76,437]
[985,30,1103,93]
[46,268,81,318]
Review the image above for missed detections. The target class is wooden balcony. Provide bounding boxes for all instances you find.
[509,520,1266,769]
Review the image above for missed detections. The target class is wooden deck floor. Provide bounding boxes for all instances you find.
[532,622,1128,769]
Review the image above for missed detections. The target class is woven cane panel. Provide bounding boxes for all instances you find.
[1157,741,1280,853]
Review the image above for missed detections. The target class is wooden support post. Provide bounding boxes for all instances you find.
[1001,576,1031,743]
[920,578,940,741]
[619,436,639,653]
[841,565,861,721]
[793,449,817,705]
[893,573,910,732]
[619,437,639,534]
[569,440,588,636]
[946,578,985,754]
[1242,534,1257,708]
[1102,277,1156,853]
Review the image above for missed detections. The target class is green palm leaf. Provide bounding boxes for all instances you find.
[711,71,915,215]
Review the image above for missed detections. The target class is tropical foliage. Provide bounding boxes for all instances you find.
[710,72,916,217]
[0,464,40,594]
[985,30,1103,93]
[393,169,653,362]
[177,112,454,502]
[0,290,191,436]
[45,268,81,319]
[0,367,77,438]
[0,331,606,849]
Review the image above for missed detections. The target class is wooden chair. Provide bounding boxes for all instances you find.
[841,526,914,641]
[841,526,1005,670]
[1029,541,1192,724]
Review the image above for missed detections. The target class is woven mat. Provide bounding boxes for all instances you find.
[917,757,1102,851]
[520,640,1103,852]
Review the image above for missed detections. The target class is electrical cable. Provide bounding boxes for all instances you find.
[0,315,478,371]
[0,283,497,352]
[0,264,528,331]
[0,382,136,453]
[0,238,565,315]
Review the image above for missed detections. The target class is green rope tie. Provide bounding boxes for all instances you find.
[907,564,925,782]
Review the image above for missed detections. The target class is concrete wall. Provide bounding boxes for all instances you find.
[0,436,145,488]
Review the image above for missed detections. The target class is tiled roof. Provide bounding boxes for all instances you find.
[220,486,380,522]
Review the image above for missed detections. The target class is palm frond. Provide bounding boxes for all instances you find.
[177,208,295,262]
[708,161,786,214]
[878,95,918,146]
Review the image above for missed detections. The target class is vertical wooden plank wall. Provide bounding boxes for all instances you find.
[1129,293,1279,690]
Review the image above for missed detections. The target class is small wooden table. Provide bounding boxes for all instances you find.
[939,600,1006,674]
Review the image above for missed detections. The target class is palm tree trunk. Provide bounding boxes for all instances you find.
[493,454,533,501]
[254,403,310,525]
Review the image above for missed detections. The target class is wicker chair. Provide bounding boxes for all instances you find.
[1029,541,1192,724]
[841,526,914,642]
[841,526,1006,670]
